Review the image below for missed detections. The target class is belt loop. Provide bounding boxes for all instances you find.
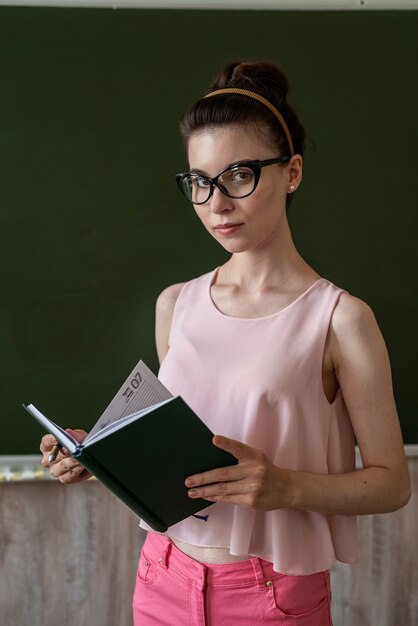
[158,536,172,570]
[199,563,207,592]
[323,570,331,596]
[250,558,266,591]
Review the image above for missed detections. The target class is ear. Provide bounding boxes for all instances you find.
[287,154,303,193]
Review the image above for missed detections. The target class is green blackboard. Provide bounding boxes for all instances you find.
[0,7,417,452]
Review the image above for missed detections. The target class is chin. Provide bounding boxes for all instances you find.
[213,238,250,254]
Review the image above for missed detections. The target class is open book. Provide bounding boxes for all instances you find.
[24,360,236,532]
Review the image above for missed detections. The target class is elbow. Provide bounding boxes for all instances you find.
[390,471,412,512]
[398,481,412,510]
[399,465,412,509]
[373,464,412,513]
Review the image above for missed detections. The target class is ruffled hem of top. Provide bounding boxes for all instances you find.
[140,505,359,576]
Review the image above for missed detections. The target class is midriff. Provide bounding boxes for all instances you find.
[170,537,251,564]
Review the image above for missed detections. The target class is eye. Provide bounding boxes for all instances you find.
[233,169,252,182]
[190,174,211,189]
[222,167,254,185]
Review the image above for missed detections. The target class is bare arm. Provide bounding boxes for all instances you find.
[186,294,411,515]
[155,283,185,364]
[288,293,411,514]
[40,283,185,484]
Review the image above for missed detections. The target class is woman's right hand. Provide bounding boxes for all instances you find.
[40,429,92,484]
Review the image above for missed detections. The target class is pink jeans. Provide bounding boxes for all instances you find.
[133,532,333,626]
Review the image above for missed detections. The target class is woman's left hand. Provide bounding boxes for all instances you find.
[185,435,291,511]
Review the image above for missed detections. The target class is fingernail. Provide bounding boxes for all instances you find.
[188,490,197,498]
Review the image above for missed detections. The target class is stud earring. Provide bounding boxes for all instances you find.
[289,185,295,192]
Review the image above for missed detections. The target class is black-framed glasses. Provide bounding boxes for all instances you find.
[175,156,290,205]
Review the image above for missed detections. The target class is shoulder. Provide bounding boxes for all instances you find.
[155,283,186,363]
[156,268,215,315]
[329,290,385,367]
[331,291,377,335]
[156,282,186,317]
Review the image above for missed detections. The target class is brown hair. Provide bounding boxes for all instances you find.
[179,61,306,158]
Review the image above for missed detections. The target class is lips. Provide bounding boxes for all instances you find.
[213,223,243,236]
[214,222,241,229]
[214,222,242,230]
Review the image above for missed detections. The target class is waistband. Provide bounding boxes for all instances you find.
[143,532,306,592]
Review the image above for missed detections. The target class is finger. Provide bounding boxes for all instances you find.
[65,428,88,444]
[40,434,59,453]
[185,463,245,488]
[40,436,59,467]
[188,478,249,500]
[53,447,71,461]
[49,456,82,477]
[202,493,253,506]
[56,465,90,484]
[212,435,255,462]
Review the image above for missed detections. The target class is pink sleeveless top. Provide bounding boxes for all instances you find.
[141,268,358,575]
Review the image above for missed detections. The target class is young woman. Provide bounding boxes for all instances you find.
[40,61,411,625]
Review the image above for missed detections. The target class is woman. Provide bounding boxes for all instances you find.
[41,61,411,625]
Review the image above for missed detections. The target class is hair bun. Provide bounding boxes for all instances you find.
[180,59,306,164]
[210,61,289,102]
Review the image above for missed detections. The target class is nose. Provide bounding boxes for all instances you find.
[208,185,234,214]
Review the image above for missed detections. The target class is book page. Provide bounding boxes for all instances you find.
[24,404,78,454]
[86,360,172,441]
[85,395,175,446]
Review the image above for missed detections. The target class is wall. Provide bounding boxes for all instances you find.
[0,9,417,445]
[1,453,417,625]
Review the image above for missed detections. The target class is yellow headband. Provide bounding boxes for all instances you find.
[204,88,294,156]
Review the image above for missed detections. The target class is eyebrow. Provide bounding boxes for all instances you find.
[189,159,253,177]
[189,168,209,176]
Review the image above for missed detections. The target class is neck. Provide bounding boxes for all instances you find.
[223,217,316,292]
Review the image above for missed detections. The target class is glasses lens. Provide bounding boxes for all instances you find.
[181,174,212,204]
[219,165,256,198]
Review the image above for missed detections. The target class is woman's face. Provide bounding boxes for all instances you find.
[187,125,300,255]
